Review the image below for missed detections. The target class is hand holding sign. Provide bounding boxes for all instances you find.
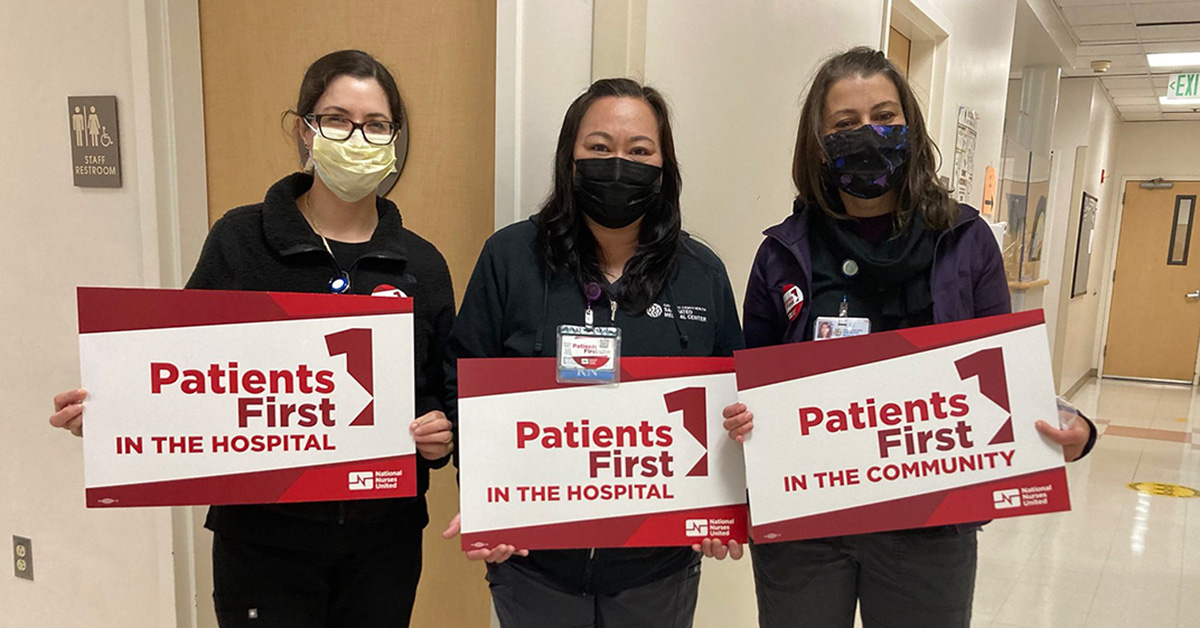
[442,512,529,563]
[411,411,454,460]
[722,402,754,443]
[693,538,743,560]
[50,389,87,437]
[1035,407,1091,462]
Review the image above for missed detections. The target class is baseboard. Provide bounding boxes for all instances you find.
[1063,369,1098,400]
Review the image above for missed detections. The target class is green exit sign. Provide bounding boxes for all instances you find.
[1168,73,1200,99]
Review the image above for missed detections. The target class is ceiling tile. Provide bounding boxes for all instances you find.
[1121,113,1166,121]
[1073,23,1142,41]
[1106,86,1161,97]
[1056,0,1127,6]
[1152,74,1174,87]
[1078,43,1147,56]
[1105,53,1152,68]
[1162,112,1200,120]
[1131,2,1200,23]
[1114,95,1163,104]
[1161,104,1200,112]
[1143,41,1200,54]
[1102,75,1157,89]
[1117,104,1165,112]
[1062,4,1135,25]
[1137,23,1200,41]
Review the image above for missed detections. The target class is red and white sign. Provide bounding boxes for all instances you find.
[457,358,748,550]
[77,287,416,508]
[735,311,1069,543]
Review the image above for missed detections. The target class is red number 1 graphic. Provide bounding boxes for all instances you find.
[325,329,375,427]
[665,387,708,477]
[954,347,1014,445]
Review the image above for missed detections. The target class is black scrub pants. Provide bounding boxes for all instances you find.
[486,559,701,628]
[750,526,978,628]
[211,531,422,628]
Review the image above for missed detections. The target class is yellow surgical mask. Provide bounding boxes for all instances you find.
[304,131,397,202]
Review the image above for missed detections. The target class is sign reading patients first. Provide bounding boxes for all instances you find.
[736,311,1070,543]
[68,96,122,188]
[77,287,417,508]
[457,358,748,551]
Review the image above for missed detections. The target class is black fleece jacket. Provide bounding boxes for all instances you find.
[445,218,745,595]
[188,173,455,551]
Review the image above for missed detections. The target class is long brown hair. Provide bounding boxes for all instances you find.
[536,78,683,312]
[792,47,957,231]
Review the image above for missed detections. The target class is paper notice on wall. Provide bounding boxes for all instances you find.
[953,107,980,203]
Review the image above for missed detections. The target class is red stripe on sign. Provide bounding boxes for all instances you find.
[77,287,413,334]
[735,311,1044,391]
[85,455,416,508]
[461,503,748,551]
[456,357,735,399]
[750,466,1068,543]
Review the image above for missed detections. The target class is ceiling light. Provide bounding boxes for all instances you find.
[1147,52,1200,68]
[1160,96,1200,106]
[1091,60,1112,73]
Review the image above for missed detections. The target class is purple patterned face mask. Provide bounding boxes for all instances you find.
[822,124,910,199]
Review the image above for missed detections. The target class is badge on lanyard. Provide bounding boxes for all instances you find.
[813,296,871,341]
[556,282,622,384]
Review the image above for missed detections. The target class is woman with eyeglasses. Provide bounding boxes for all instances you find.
[722,47,1096,628]
[49,49,455,628]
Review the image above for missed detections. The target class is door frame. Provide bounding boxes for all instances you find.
[133,0,211,626]
[1098,175,1200,385]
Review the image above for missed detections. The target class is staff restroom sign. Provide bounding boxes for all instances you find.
[68,96,122,188]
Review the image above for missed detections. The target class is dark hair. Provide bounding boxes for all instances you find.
[288,50,405,159]
[793,47,957,231]
[535,78,683,312]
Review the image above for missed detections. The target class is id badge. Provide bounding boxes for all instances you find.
[813,316,871,341]
[556,325,621,384]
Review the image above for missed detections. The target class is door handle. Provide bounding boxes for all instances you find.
[1188,291,1200,300]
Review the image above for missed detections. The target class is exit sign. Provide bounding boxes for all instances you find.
[1167,73,1200,99]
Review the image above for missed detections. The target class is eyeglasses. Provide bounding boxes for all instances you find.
[304,113,398,145]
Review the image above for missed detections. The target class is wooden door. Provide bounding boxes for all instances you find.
[887,27,911,77]
[197,2,495,626]
[1105,181,1200,382]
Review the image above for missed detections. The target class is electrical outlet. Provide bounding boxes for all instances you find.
[13,536,33,581]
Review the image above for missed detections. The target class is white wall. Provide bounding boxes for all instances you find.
[1111,122,1200,181]
[928,0,1019,211]
[1059,82,1120,392]
[1032,77,1108,389]
[495,0,596,229]
[0,0,183,625]
[643,0,886,310]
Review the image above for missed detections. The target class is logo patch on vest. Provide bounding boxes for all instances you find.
[371,284,408,298]
[783,284,804,321]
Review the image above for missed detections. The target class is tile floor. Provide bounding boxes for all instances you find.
[968,378,1200,628]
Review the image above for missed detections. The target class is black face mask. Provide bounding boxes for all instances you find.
[823,124,911,199]
[572,158,663,229]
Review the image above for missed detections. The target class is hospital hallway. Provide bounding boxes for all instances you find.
[971,378,1200,627]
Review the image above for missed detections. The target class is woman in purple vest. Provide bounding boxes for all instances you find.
[722,47,1096,628]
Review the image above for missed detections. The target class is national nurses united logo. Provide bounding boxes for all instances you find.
[782,284,804,321]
